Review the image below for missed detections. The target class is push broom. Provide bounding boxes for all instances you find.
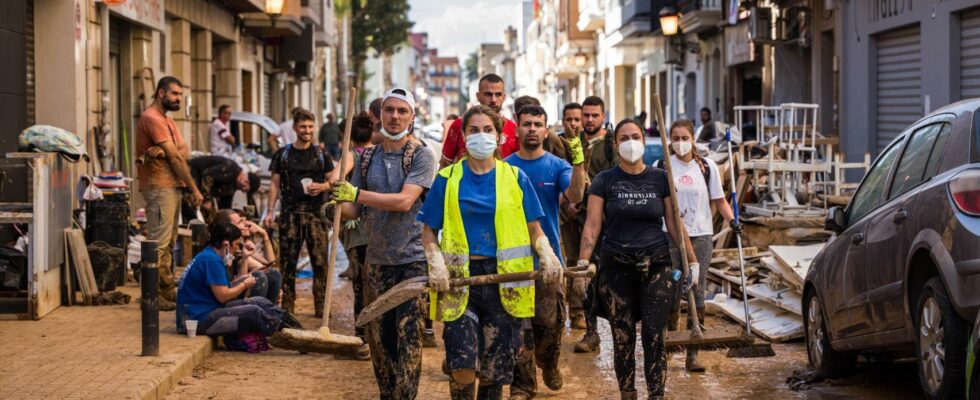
[269,88,364,356]
[724,127,776,358]
[652,95,754,353]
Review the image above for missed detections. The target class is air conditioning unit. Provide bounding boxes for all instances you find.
[749,7,771,42]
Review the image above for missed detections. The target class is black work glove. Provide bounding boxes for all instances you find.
[730,220,744,237]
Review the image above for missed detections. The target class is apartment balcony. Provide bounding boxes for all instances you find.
[220,0,264,13]
[605,0,654,47]
[576,0,604,32]
[678,0,723,34]
[241,0,305,37]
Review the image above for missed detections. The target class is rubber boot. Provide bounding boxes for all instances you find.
[450,381,475,400]
[477,384,504,400]
[573,331,600,353]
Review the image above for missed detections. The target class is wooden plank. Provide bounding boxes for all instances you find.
[707,296,803,342]
[0,211,33,224]
[769,244,824,286]
[760,256,803,291]
[65,229,99,304]
[712,247,759,260]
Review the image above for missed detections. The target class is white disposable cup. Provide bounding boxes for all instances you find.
[301,178,313,194]
[185,320,198,338]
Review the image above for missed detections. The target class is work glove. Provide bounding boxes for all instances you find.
[566,135,585,166]
[572,259,591,296]
[330,181,360,204]
[425,242,450,292]
[344,218,360,231]
[534,236,563,287]
[730,220,744,237]
[684,262,700,292]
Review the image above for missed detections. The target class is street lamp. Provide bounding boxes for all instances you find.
[659,6,680,36]
[266,0,284,28]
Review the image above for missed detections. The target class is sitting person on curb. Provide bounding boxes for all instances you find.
[175,220,287,344]
[212,209,281,303]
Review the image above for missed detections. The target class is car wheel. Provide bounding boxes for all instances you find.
[804,290,855,378]
[916,277,968,400]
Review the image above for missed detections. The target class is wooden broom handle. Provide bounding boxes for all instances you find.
[447,264,593,287]
[652,94,703,339]
[321,87,357,329]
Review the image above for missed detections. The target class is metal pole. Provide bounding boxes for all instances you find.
[141,240,159,356]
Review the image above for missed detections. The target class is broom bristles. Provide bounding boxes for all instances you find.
[664,326,755,353]
[726,343,777,358]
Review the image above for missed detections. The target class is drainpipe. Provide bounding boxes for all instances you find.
[100,3,113,172]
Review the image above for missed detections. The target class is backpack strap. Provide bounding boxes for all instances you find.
[359,146,378,191]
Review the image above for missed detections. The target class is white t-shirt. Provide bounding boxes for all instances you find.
[209,118,232,155]
[278,120,297,146]
[669,154,724,237]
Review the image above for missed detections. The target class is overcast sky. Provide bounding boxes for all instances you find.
[409,0,524,61]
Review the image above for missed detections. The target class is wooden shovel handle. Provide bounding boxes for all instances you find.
[447,264,593,287]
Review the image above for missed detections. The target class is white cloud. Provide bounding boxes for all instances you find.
[410,0,523,60]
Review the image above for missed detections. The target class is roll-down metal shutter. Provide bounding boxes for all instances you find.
[25,0,34,126]
[263,73,273,119]
[961,8,980,99]
[876,25,921,152]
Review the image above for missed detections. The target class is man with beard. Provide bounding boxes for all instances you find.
[263,108,337,317]
[136,76,204,311]
[505,105,585,399]
[440,74,518,168]
[573,95,617,354]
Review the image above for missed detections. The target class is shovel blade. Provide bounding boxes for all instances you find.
[356,276,429,327]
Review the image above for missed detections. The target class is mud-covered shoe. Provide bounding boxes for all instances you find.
[570,314,587,330]
[508,391,532,400]
[573,331,600,353]
[158,297,176,312]
[423,329,437,348]
[542,366,563,390]
[620,390,638,400]
[354,343,371,361]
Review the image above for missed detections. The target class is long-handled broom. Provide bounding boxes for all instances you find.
[724,127,776,358]
[268,88,364,356]
[653,95,754,353]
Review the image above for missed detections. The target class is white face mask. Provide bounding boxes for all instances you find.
[671,140,693,157]
[466,133,499,160]
[618,140,645,164]
[222,244,235,267]
[380,120,414,141]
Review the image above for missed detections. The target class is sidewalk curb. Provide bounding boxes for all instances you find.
[145,337,214,400]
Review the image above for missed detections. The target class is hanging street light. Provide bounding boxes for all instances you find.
[659,6,680,36]
[266,0,285,28]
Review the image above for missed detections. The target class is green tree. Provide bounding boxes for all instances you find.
[464,51,479,81]
[351,0,414,90]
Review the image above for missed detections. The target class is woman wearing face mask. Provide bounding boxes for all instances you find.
[417,105,563,400]
[576,119,696,400]
[660,119,737,372]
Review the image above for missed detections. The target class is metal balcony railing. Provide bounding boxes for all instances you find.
[677,0,723,13]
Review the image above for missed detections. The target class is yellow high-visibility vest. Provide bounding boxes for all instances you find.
[429,159,535,321]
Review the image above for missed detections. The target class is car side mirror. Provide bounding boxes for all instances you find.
[825,206,846,233]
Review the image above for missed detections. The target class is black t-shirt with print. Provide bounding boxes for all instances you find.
[588,165,671,254]
[269,144,335,212]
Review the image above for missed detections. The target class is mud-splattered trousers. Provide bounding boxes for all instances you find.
[443,259,523,391]
[366,261,425,400]
[511,287,566,398]
[194,297,283,337]
[278,210,329,316]
[348,244,368,339]
[668,235,712,351]
[596,249,678,397]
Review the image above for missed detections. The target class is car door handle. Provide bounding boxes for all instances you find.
[893,210,908,224]
[851,233,865,245]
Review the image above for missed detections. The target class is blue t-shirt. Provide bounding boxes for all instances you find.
[417,161,545,258]
[176,247,230,324]
[505,153,572,265]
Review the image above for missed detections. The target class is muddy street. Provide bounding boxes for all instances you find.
[165,255,923,400]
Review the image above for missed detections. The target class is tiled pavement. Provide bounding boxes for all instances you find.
[0,286,212,399]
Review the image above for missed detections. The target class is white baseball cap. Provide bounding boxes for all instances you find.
[382,87,417,110]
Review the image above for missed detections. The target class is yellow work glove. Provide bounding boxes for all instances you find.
[330,181,360,204]
[534,236,563,287]
[572,259,591,296]
[566,135,585,165]
[425,242,450,292]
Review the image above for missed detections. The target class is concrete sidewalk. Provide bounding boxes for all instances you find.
[0,286,212,399]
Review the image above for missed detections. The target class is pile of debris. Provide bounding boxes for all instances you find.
[704,244,823,342]
[695,102,869,342]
